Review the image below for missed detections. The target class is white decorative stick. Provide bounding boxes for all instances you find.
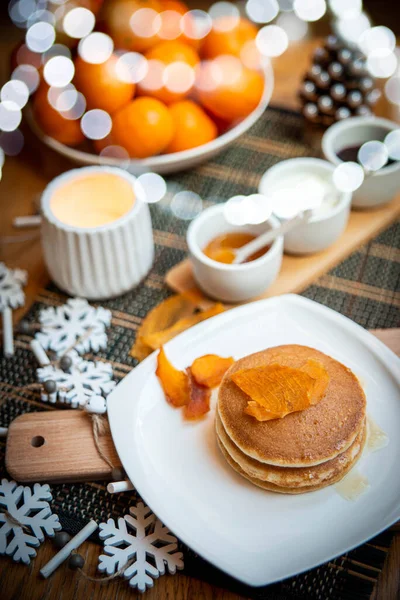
[0,427,8,437]
[30,339,50,366]
[40,519,98,579]
[2,307,14,357]
[13,215,42,228]
[107,480,134,494]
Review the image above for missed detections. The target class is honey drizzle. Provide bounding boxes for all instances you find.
[335,415,388,501]
[335,470,370,501]
[366,416,389,452]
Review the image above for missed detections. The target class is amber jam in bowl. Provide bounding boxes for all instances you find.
[187,204,283,303]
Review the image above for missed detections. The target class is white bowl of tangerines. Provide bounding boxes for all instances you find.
[21,0,274,174]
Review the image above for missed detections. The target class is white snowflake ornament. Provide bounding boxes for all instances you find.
[98,502,184,593]
[0,262,27,311]
[0,479,61,565]
[37,350,115,408]
[84,394,107,414]
[35,297,112,357]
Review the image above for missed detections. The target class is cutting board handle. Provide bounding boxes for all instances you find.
[5,410,121,484]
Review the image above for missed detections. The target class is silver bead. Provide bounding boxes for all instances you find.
[68,553,85,570]
[59,355,73,372]
[53,531,71,549]
[43,379,57,394]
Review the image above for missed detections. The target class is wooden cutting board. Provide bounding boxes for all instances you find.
[4,330,399,484]
[166,198,400,308]
[5,411,122,484]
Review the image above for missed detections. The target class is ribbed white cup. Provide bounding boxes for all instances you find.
[41,166,154,299]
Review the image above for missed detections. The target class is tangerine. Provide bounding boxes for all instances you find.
[33,83,85,146]
[74,54,135,114]
[158,0,199,48]
[201,16,258,60]
[166,100,217,153]
[196,56,264,122]
[139,40,200,104]
[107,96,175,158]
[101,0,163,52]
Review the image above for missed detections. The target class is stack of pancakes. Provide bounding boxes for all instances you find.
[216,345,367,494]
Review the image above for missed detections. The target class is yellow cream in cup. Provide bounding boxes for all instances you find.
[50,172,135,228]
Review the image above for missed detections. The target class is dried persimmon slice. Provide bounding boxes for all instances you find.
[156,347,190,408]
[231,363,326,421]
[144,303,225,350]
[191,354,234,388]
[184,368,211,420]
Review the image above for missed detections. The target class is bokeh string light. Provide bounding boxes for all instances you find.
[0,0,399,196]
[135,173,167,204]
[357,140,389,172]
[170,191,203,220]
[80,109,112,140]
[385,130,400,161]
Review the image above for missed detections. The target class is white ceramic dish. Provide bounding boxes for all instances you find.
[322,116,400,209]
[107,294,400,588]
[25,62,273,176]
[41,166,154,299]
[187,204,283,302]
[258,158,352,255]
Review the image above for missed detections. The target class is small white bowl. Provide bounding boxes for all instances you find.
[258,157,352,255]
[41,166,154,299]
[322,116,400,209]
[187,204,283,303]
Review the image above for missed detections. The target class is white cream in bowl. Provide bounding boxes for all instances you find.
[259,158,352,255]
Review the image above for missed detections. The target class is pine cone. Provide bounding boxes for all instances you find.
[299,35,381,127]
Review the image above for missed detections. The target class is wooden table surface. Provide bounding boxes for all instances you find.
[1,14,400,600]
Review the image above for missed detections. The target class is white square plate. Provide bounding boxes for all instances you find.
[107,295,400,587]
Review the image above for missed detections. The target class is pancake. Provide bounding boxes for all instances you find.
[216,410,366,488]
[217,426,366,494]
[218,345,366,467]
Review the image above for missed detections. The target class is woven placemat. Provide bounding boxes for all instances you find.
[0,106,399,599]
